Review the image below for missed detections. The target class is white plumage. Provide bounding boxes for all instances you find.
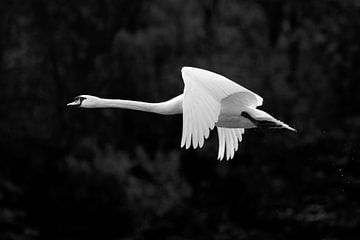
[67,66,295,160]
[180,67,264,160]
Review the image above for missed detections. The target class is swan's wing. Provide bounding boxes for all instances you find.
[217,127,244,160]
[246,107,296,131]
[180,66,262,158]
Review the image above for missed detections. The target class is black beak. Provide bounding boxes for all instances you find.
[67,101,80,106]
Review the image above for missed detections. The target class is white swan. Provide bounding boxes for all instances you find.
[67,67,295,160]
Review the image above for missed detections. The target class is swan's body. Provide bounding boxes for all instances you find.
[68,67,295,160]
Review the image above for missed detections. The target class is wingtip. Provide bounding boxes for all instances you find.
[181,66,191,73]
[217,151,223,161]
[286,125,297,132]
[279,121,296,132]
[185,139,191,149]
[181,66,200,75]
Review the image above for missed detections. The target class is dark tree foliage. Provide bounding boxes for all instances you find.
[1,0,360,239]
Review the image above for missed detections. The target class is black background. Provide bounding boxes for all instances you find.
[1,1,360,239]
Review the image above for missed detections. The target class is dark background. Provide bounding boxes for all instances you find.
[1,0,360,239]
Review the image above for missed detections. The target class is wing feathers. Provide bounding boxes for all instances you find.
[181,66,257,160]
[225,131,231,160]
[216,127,245,160]
[217,128,225,160]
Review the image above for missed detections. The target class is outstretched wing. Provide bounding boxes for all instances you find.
[217,127,244,160]
[180,66,262,159]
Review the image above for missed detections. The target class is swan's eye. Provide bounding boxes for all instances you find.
[76,96,86,105]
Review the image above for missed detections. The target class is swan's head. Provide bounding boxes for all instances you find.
[67,95,100,108]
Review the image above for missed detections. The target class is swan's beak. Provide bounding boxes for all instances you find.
[67,96,86,107]
[67,100,79,107]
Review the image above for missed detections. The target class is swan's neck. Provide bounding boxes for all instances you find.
[92,95,183,115]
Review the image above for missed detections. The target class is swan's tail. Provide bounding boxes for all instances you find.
[242,108,296,132]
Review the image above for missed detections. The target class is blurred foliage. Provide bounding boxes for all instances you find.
[1,0,360,239]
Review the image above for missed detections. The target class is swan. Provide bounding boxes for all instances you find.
[67,66,295,160]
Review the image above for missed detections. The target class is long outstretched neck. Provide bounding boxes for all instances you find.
[93,95,183,115]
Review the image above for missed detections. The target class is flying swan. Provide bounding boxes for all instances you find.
[67,67,295,160]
